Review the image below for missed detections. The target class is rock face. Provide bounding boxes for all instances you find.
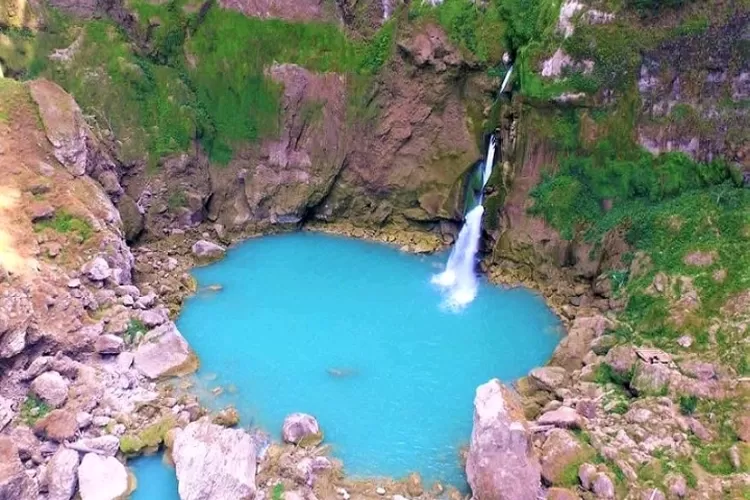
[0,436,38,498]
[540,429,588,485]
[134,322,193,379]
[282,413,320,444]
[173,419,257,500]
[465,379,541,500]
[47,448,80,500]
[77,453,129,500]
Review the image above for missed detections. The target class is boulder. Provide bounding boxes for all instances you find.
[550,315,609,370]
[9,425,41,462]
[529,366,569,392]
[47,448,80,500]
[282,413,321,444]
[30,371,69,408]
[579,463,597,490]
[134,322,194,379]
[465,379,541,500]
[0,436,38,498]
[82,257,112,282]
[537,407,582,429]
[173,419,257,500]
[540,429,588,485]
[94,334,124,354]
[138,307,169,327]
[191,240,226,259]
[591,472,614,499]
[630,361,671,395]
[78,454,129,500]
[666,473,687,498]
[604,345,637,379]
[68,436,120,457]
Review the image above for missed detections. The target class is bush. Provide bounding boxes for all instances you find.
[20,395,50,425]
[34,211,93,242]
[125,319,148,345]
[679,395,699,415]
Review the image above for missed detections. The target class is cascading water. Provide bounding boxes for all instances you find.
[432,135,497,309]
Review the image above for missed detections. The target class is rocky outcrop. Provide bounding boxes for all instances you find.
[465,379,541,500]
[173,419,257,500]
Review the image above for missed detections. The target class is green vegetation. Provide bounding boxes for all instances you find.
[20,395,50,425]
[124,318,148,345]
[679,395,699,415]
[272,483,284,500]
[167,189,188,210]
[34,211,93,242]
[119,416,177,454]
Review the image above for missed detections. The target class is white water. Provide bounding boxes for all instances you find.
[500,65,514,94]
[433,136,497,309]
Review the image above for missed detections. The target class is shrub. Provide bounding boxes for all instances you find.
[20,395,50,425]
[272,484,284,500]
[125,319,148,345]
[679,395,699,415]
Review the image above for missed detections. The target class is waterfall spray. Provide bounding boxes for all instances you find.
[432,136,497,309]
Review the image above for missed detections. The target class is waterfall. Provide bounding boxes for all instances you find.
[432,136,498,309]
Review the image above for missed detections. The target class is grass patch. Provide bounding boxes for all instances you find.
[124,318,148,345]
[272,483,284,500]
[679,395,699,415]
[34,211,93,242]
[167,189,188,210]
[20,395,50,425]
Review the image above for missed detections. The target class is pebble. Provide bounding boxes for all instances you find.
[92,416,111,427]
[67,279,81,289]
[336,488,350,500]
[376,487,386,495]
[121,295,134,307]
[76,412,92,429]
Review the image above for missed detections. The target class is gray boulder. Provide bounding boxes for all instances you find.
[529,366,569,392]
[94,335,124,355]
[47,448,80,500]
[77,454,129,500]
[30,371,69,408]
[282,413,321,444]
[191,240,226,259]
[82,257,112,282]
[465,379,541,500]
[134,322,193,379]
[173,419,257,500]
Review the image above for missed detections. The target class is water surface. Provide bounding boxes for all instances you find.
[133,232,561,495]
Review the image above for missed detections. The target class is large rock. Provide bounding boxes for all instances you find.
[77,454,129,500]
[34,409,78,442]
[134,322,194,379]
[69,436,120,457]
[82,257,112,282]
[0,436,38,498]
[529,366,569,392]
[282,413,320,444]
[173,419,257,500]
[30,371,69,408]
[465,379,541,500]
[191,240,226,259]
[540,429,588,485]
[47,448,80,500]
[550,316,608,371]
[537,406,583,429]
[630,361,671,395]
[604,345,637,379]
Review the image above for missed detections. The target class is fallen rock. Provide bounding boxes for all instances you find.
[591,472,614,498]
[666,473,687,498]
[82,257,111,282]
[537,407,582,429]
[138,307,169,327]
[94,334,124,354]
[134,322,194,379]
[540,429,588,485]
[0,396,13,432]
[9,425,41,462]
[282,413,321,445]
[579,463,597,490]
[47,447,80,500]
[465,379,541,500]
[68,435,120,457]
[191,240,226,259]
[630,361,671,395]
[173,419,257,500]
[30,371,69,408]
[604,345,636,379]
[406,472,423,497]
[78,453,129,500]
[0,436,38,498]
[529,366,569,392]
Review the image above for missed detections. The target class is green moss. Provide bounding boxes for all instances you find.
[20,395,50,425]
[272,484,284,500]
[119,434,146,454]
[167,189,188,210]
[679,395,699,415]
[34,211,93,242]
[120,416,176,455]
